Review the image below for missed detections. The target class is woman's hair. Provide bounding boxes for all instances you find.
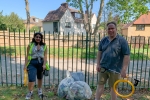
[31,32,45,45]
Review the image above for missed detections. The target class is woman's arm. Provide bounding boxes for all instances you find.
[43,45,47,66]
[24,45,30,70]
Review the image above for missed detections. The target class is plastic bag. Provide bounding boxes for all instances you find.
[70,71,84,81]
[67,81,92,100]
[23,70,28,86]
[57,71,74,98]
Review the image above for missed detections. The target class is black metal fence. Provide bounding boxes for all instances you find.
[0,31,150,89]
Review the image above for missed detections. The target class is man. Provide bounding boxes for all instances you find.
[95,21,130,100]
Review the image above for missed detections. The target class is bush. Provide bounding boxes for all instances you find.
[144,44,149,49]
[0,24,7,30]
[30,26,40,32]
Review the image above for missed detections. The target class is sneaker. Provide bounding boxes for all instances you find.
[25,92,33,99]
[38,88,43,96]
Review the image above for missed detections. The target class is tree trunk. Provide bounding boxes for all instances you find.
[78,0,104,35]
[25,0,30,33]
[93,0,104,35]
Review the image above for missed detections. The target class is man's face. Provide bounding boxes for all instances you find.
[107,24,117,38]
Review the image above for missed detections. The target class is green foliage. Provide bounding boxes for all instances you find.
[106,0,150,23]
[0,11,25,31]
[144,44,149,49]
[0,11,7,30]
[6,12,25,32]
[30,26,40,32]
[0,24,7,30]
[66,0,79,8]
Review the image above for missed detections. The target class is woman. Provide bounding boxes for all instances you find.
[24,32,47,99]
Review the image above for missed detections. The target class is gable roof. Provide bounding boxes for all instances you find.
[122,11,150,29]
[43,6,67,22]
[43,3,95,23]
[133,12,150,24]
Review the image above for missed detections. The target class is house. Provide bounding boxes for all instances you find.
[42,3,97,34]
[121,12,150,38]
[23,16,43,31]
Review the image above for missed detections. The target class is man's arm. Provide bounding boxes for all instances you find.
[96,51,102,72]
[122,55,130,71]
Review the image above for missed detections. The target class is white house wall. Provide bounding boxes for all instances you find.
[60,9,86,35]
[43,22,53,33]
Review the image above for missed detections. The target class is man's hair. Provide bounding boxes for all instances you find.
[107,21,117,27]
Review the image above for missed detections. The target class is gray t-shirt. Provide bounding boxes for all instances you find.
[98,34,130,73]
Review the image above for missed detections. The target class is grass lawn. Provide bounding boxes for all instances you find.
[0,46,150,60]
[0,85,150,100]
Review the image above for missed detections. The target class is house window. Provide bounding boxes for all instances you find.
[75,13,82,18]
[136,25,145,31]
[65,22,71,28]
[77,23,81,28]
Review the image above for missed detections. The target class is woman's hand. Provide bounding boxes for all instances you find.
[42,65,46,70]
[24,65,27,71]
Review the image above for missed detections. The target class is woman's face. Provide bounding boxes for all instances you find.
[34,34,41,43]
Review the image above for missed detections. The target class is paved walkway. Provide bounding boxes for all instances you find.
[0,56,150,87]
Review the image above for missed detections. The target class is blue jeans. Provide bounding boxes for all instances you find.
[27,59,43,82]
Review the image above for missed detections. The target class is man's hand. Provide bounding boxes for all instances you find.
[121,69,126,78]
[96,65,101,72]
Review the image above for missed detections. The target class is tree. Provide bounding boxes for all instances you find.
[6,12,24,31]
[0,11,7,30]
[30,26,40,32]
[106,0,150,23]
[25,0,30,33]
[107,12,113,22]
[66,0,104,34]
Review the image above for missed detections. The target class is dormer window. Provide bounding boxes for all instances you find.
[75,13,82,19]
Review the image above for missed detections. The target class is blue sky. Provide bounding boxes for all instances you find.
[0,0,106,20]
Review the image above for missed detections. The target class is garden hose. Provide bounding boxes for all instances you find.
[113,77,135,98]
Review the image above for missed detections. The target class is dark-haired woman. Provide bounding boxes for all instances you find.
[24,32,47,99]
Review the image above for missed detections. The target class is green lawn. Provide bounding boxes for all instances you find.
[0,46,150,60]
[0,85,150,100]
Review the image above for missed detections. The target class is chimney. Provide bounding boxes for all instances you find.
[61,3,68,8]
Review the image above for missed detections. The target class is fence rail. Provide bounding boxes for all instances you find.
[0,31,150,89]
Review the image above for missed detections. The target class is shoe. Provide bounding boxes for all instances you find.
[38,88,43,96]
[25,92,33,99]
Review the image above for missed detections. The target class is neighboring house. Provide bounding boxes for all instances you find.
[43,2,97,34]
[122,12,150,38]
[23,16,43,31]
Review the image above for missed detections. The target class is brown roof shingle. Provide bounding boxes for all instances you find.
[43,6,67,22]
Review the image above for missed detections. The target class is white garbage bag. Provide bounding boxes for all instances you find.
[67,81,92,100]
[57,71,74,98]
